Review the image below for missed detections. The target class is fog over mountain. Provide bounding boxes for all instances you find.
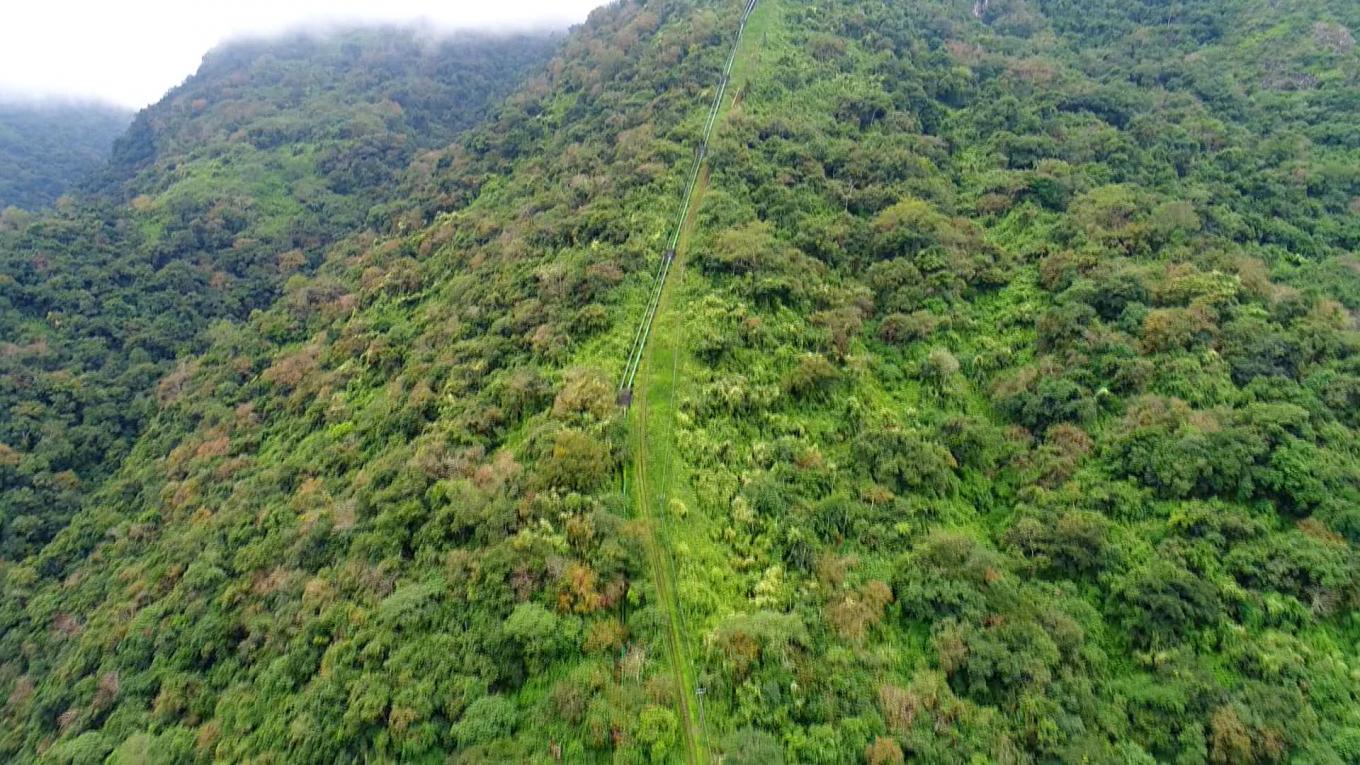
[0,99,131,209]
[0,0,604,107]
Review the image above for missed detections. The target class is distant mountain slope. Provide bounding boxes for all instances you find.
[0,29,558,558]
[2,0,1359,763]
[0,102,130,209]
[96,29,557,210]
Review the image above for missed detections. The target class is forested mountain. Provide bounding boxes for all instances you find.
[2,0,1360,763]
[0,30,558,558]
[0,102,131,210]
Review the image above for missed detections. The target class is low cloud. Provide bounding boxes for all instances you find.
[0,0,604,108]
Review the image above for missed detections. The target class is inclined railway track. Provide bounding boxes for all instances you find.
[618,0,758,401]
[617,2,760,763]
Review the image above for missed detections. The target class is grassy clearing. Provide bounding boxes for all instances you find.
[625,3,772,761]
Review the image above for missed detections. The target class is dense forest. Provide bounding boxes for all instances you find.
[2,0,1359,763]
[0,102,130,210]
[0,29,558,558]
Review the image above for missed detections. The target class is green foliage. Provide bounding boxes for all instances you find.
[635,705,679,762]
[454,695,517,747]
[504,602,571,672]
[720,727,785,765]
[0,101,130,209]
[2,0,1360,762]
[0,30,556,557]
[656,0,1360,759]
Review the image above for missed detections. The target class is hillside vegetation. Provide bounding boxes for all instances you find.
[2,0,1360,763]
[0,29,557,558]
[0,102,130,210]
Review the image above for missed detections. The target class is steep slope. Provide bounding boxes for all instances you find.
[0,101,131,210]
[652,0,1360,761]
[2,0,1359,763]
[2,3,756,761]
[0,29,557,558]
[94,29,556,219]
[622,5,760,762]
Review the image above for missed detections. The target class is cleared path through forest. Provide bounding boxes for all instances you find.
[621,1,760,763]
[619,0,758,397]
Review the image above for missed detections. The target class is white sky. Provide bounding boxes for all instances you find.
[0,0,606,109]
